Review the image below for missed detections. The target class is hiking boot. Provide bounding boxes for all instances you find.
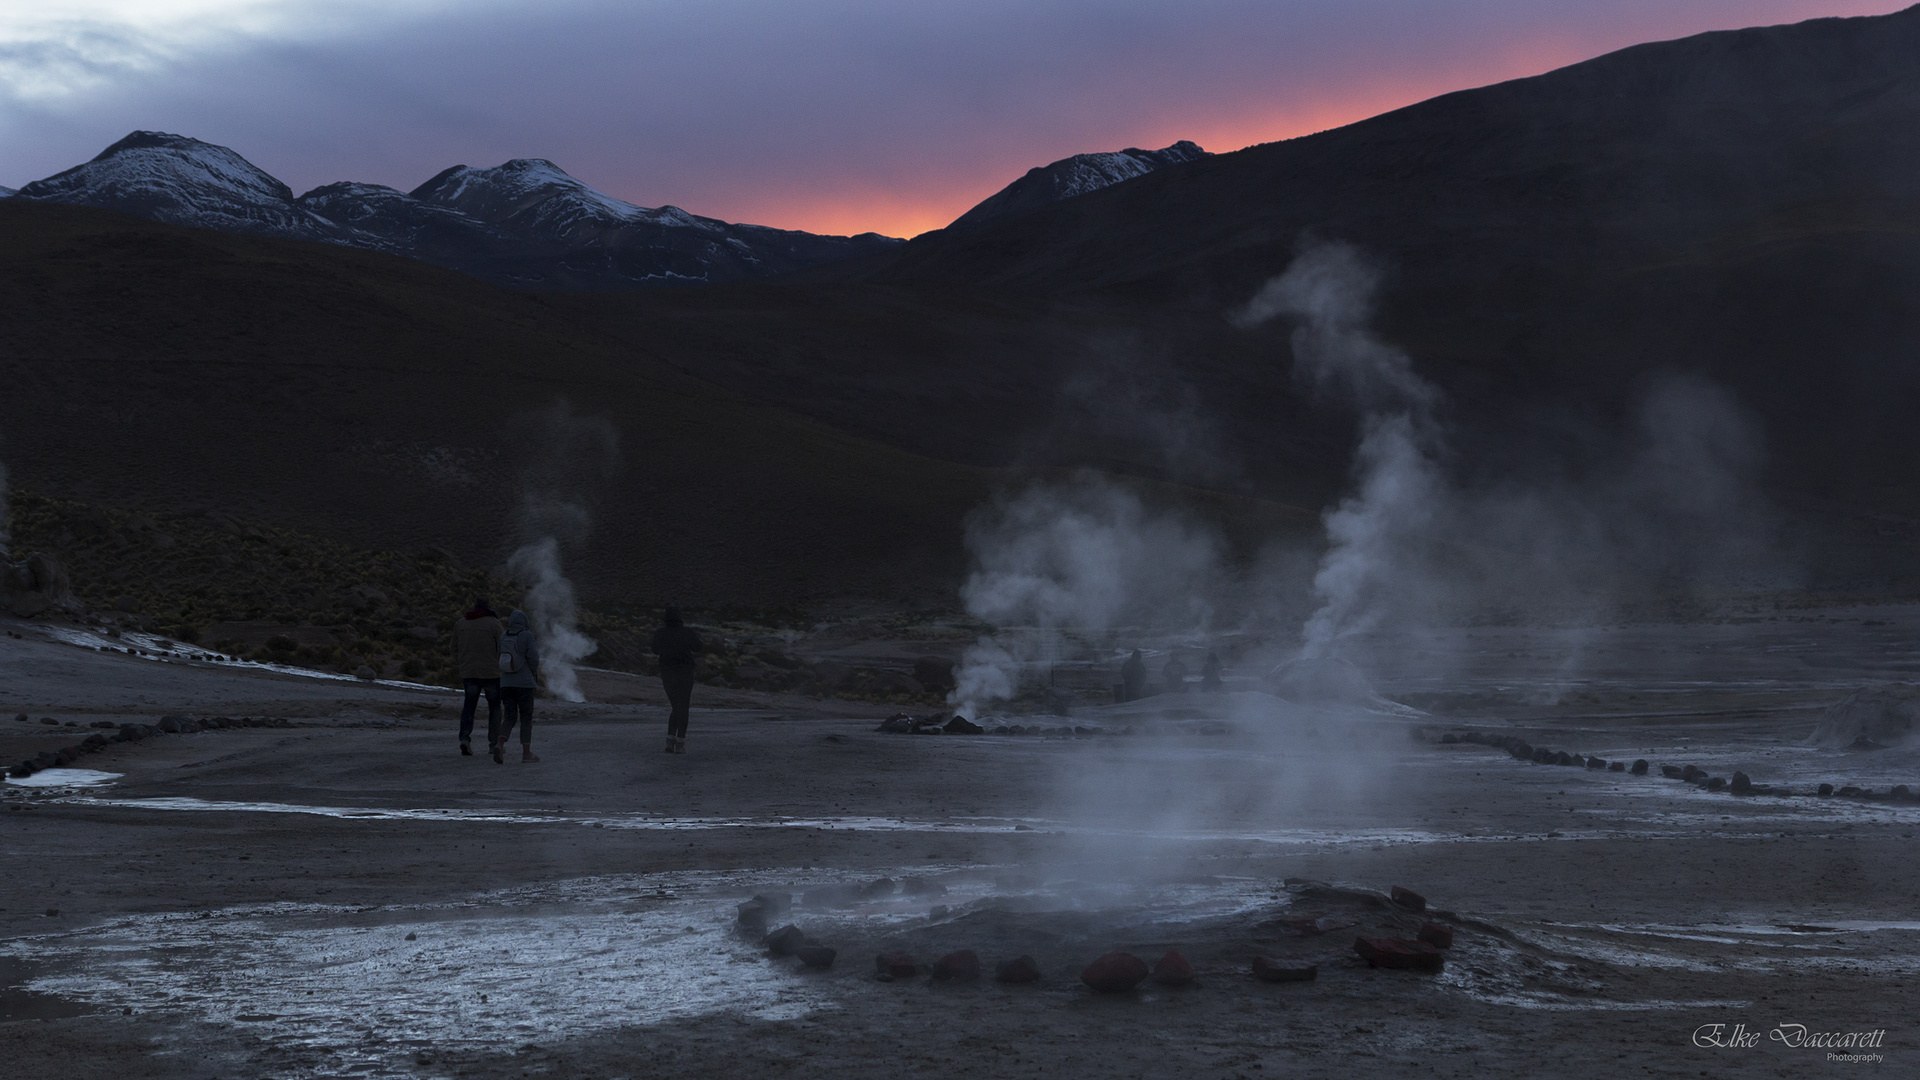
[664,736,677,753]
[521,746,539,763]
[491,741,504,764]
[460,741,473,756]
[673,737,687,754]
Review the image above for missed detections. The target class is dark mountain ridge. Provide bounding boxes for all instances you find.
[10,132,902,290]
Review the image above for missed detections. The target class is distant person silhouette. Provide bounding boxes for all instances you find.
[1201,651,1224,692]
[651,605,704,754]
[1162,654,1190,693]
[451,596,503,756]
[1120,649,1147,703]
[495,609,541,763]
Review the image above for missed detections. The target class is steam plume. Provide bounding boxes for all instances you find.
[506,400,620,704]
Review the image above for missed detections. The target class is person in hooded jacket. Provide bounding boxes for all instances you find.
[650,605,703,754]
[1120,649,1147,703]
[451,596,504,756]
[495,609,541,763]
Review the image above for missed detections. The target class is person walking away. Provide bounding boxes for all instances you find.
[1162,653,1190,694]
[451,596,503,756]
[651,606,703,754]
[496,609,541,763]
[1120,649,1147,703]
[1201,651,1224,692]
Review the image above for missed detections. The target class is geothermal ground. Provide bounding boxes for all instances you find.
[3,607,1917,1079]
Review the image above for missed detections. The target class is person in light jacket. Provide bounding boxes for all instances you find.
[495,609,540,763]
[451,596,503,756]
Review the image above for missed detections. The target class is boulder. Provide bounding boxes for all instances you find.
[1353,937,1445,972]
[1585,757,1607,770]
[1152,950,1196,986]
[1706,777,1726,791]
[1509,741,1534,760]
[858,878,897,899]
[736,901,771,934]
[995,955,1041,984]
[353,665,378,681]
[1818,783,1835,796]
[1892,785,1912,801]
[1389,886,1427,912]
[1555,752,1579,767]
[875,951,917,979]
[1532,748,1555,764]
[1681,765,1704,782]
[1661,764,1683,778]
[1607,760,1626,772]
[795,946,837,969]
[1417,922,1455,949]
[1440,732,1460,744]
[1631,759,1650,775]
[1808,685,1920,749]
[1251,956,1317,982]
[764,925,809,957]
[932,949,980,981]
[1730,771,1752,794]
[1079,951,1149,992]
[943,716,984,735]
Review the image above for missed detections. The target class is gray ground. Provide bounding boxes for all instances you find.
[3,607,1918,1079]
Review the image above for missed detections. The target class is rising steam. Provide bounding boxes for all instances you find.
[507,400,620,703]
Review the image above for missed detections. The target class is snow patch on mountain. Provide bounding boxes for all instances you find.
[950,140,1209,230]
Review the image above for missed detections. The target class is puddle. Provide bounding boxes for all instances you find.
[5,768,123,788]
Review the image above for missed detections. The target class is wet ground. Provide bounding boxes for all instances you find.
[3,608,1918,1078]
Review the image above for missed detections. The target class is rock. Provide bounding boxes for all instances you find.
[1631,759,1650,775]
[1390,886,1427,912]
[1607,760,1626,772]
[901,877,946,896]
[1251,956,1317,982]
[874,716,914,734]
[995,955,1041,983]
[1080,951,1149,992]
[1818,783,1835,796]
[753,892,791,916]
[353,665,378,681]
[764,925,809,957]
[1353,937,1445,972]
[1532,748,1555,764]
[1152,949,1196,986]
[39,717,60,726]
[1808,684,1920,749]
[943,716,984,734]
[875,951,917,979]
[1555,751,1579,766]
[1706,777,1726,791]
[932,949,980,981]
[405,932,417,941]
[1681,765,1704,782]
[1417,922,1455,949]
[157,717,183,733]
[796,945,837,969]
[1892,785,1913,801]
[1730,771,1752,794]
[1838,785,1864,796]
[1440,732,1459,744]
[12,713,24,723]
[1509,741,1534,760]
[1660,764,1682,778]
[1585,756,1607,769]
[736,901,770,933]
[859,878,897,899]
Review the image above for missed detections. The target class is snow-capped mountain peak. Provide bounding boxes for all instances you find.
[950,140,1209,229]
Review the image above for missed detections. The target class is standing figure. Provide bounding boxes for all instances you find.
[451,596,503,756]
[1120,649,1147,703]
[1162,653,1190,694]
[1201,651,1224,692]
[651,605,704,754]
[495,609,541,763]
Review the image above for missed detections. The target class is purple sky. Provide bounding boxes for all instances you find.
[0,1,1902,236]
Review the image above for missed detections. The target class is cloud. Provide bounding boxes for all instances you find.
[0,0,1897,235]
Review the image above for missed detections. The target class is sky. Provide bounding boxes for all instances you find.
[0,0,1904,237]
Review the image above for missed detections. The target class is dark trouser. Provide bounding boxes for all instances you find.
[499,686,535,745]
[661,665,695,739]
[460,679,501,744]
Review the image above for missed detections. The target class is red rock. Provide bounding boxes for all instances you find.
[1417,922,1454,950]
[1389,886,1427,911]
[1251,956,1317,982]
[875,951,917,979]
[1079,951,1149,992]
[1354,937,1444,972]
[995,955,1041,983]
[1152,950,1196,986]
[932,949,980,981]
